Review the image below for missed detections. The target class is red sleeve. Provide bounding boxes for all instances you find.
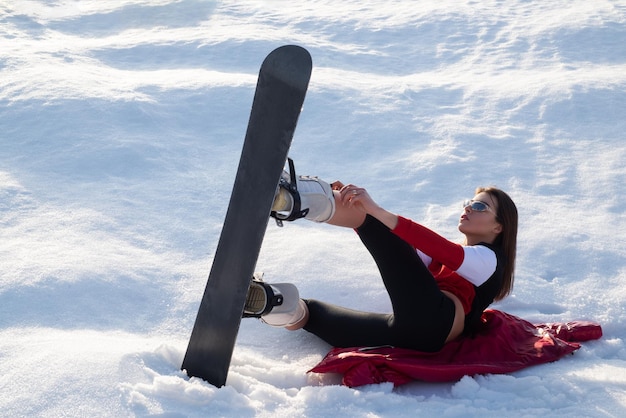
[392,215,465,270]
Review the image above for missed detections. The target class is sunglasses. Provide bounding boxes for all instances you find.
[463,199,495,214]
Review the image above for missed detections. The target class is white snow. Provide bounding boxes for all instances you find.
[1,0,625,416]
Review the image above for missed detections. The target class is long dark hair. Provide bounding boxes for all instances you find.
[476,187,518,301]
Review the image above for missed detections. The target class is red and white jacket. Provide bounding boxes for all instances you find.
[392,216,502,316]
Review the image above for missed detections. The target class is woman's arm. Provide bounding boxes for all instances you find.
[328,183,497,285]
[394,216,497,286]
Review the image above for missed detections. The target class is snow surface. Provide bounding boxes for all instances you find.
[1,0,625,416]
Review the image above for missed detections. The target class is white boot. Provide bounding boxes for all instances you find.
[260,283,307,328]
[243,274,308,328]
[271,159,335,224]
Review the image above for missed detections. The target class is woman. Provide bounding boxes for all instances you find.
[244,166,518,352]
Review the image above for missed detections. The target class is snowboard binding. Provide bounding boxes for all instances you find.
[242,274,307,328]
[271,158,308,226]
[243,273,284,318]
[270,158,336,226]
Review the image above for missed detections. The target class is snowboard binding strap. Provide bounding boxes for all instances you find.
[243,274,284,318]
[271,158,309,227]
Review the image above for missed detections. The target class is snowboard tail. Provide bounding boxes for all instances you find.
[181,45,312,387]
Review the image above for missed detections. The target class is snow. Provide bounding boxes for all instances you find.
[1,0,625,416]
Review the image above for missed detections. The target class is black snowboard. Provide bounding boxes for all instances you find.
[181,45,312,387]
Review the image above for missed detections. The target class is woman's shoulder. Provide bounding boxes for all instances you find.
[471,242,507,283]
[473,242,505,260]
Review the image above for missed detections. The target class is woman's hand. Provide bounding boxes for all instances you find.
[331,182,399,230]
[337,184,378,214]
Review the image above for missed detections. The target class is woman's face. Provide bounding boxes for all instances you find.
[458,191,502,245]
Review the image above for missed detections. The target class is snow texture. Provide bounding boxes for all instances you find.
[1,0,625,416]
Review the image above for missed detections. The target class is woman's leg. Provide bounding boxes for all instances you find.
[303,299,395,348]
[304,215,455,351]
[271,172,455,350]
[356,216,450,323]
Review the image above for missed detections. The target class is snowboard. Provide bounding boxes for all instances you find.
[181,45,312,387]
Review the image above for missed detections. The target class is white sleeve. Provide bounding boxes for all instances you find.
[456,245,497,286]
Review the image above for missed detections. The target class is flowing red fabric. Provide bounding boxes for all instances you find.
[309,310,602,387]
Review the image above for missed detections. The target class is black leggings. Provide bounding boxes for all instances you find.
[303,215,455,352]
